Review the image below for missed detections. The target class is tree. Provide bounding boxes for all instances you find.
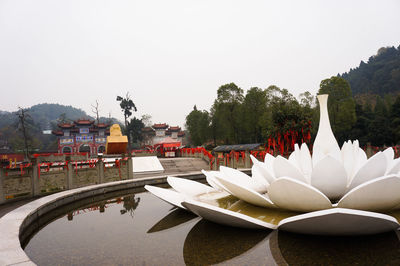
[127,117,144,147]
[368,96,392,146]
[117,93,137,153]
[318,76,356,144]
[57,113,68,124]
[141,114,152,127]
[16,107,31,160]
[91,100,100,124]
[391,95,400,144]
[242,87,267,143]
[185,106,211,146]
[211,83,244,144]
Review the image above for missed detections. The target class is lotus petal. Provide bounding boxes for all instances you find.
[145,185,187,210]
[215,175,275,208]
[383,147,395,163]
[167,176,215,197]
[219,166,267,193]
[387,158,400,175]
[347,152,388,190]
[273,156,308,184]
[264,153,275,169]
[288,144,301,170]
[182,199,276,230]
[250,155,275,184]
[201,170,225,191]
[311,156,347,200]
[353,144,368,176]
[338,175,400,211]
[341,140,355,179]
[268,177,332,212]
[278,208,400,235]
[210,171,234,194]
[251,165,270,188]
[299,143,312,182]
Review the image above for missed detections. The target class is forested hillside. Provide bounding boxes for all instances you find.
[0,104,87,130]
[341,46,400,101]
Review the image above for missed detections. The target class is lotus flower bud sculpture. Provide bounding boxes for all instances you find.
[146,94,400,235]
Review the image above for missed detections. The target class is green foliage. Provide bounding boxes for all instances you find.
[117,92,137,151]
[211,83,244,144]
[242,87,267,143]
[127,117,144,145]
[368,96,392,146]
[391,96,400,144]
[185,106,211,146]
[117,93,137,121]
[185,83,315,147]
[341,45,400,97]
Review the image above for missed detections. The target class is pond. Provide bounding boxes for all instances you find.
[23,187,400,265]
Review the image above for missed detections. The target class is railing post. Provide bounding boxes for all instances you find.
[0,167,5,204]
[245,151,251,168]
[32,159,40,196]
[67,160,73,189]
[98,155,104,184]
[128,157,133,179]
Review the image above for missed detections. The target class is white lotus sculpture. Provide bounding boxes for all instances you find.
[145,94,400,235]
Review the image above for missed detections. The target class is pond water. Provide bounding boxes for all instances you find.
[24,187,400,265]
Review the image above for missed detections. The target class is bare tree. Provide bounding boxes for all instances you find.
[108,111,112,125]
[91,100,100,124]
[141,114,152,127]
[16,107,31,161]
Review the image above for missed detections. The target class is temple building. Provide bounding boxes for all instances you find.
[52,119,110,155]
[141,124,185,156]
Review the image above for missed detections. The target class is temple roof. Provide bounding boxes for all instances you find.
[58,123,74,128]
[213,143,262,152]
[52,130,64,136]
[168,126,181,132]
[96,123,109,128]
[74,119,95,125]
[142,126,155,132]
[178,131,185,137]
[153,123,168,129]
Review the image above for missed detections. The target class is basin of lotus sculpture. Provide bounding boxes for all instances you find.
[145,94,400,235]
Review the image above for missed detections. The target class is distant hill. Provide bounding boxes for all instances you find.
[0,103,88,130]
[341,45,400,103]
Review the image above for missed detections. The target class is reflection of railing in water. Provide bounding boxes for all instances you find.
[67,195,141,220]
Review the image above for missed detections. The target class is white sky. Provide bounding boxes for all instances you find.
[0,0,399,128]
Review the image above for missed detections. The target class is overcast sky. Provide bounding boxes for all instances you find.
[1,0,399,128]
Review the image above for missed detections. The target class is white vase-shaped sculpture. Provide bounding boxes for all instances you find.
[312,94,341,165]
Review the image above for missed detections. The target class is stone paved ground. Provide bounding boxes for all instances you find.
[0,157,209,218]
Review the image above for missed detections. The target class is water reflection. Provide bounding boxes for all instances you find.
[120,195,141,216]
[147,209,197,233]
[63,194,141,221]
[183,219,270,265]
[273,230,400,265]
